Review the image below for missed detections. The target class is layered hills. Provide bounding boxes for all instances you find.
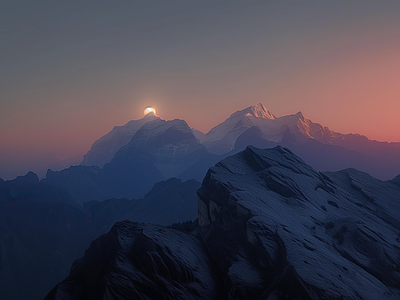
[46,146,400,300]
[0,173,200,300]
[3,104,399,299]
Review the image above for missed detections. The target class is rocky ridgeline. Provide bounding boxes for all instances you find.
[46,146,400,300]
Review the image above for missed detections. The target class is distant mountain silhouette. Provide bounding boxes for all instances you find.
[3,104,398,300]
[41,103,399,205]
[43,165,112,204]
[81,112,159,168]
[105,118,210,179]
[203,103,400,180]
[44,118,218,204]
[0,172,89,300]
[0,153,83,181]
[85,178,200,235]
[0,173,200,300]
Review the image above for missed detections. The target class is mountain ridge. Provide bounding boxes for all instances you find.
[39,103,400,205]
[45,146,400,300]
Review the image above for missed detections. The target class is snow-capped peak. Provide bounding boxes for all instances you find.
[242,103,275,119]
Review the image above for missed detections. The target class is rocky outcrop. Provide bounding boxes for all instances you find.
[198,146,400,299]
[46,146,400,299]
[46,221,227,300]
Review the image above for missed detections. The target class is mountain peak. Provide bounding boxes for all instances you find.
[81,114,161,168]
[142,111,159,120]
[294,111,306,120]
[13,171,39,185]
[243,103,275,119]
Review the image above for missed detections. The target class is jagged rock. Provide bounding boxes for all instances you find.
[46,146,400,299]
[198,146,400,299]
[45,221,227,300]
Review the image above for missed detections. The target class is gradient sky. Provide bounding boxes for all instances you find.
[1,0,399,167]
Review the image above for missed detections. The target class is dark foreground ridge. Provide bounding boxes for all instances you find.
[46,146,400,300]
[0,175,200,300]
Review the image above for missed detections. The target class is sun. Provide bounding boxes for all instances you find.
[144,106,156,116]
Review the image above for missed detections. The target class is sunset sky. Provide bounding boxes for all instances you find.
[1,0,399,169]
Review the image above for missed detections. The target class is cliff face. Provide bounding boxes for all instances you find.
[46,146,400,300]
[198,146,400,299]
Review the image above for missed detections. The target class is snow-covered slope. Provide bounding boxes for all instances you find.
[203,103,337,154]
[198,146,400,299]
[81,113,159,167]
[201,103,400,179]
[79,103,400,179]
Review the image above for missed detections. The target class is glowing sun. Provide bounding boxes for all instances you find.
[144,106,156,116]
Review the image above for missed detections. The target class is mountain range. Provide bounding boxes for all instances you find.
[0,172,199,299]
[42,118,218,204]
[40,103,400,205]
[1,103,399,299]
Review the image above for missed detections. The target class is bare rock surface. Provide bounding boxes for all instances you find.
[46,221,226,300]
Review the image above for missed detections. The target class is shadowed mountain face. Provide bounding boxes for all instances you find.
[198,146,400,299]
[43,119,214,205]
[46,221,227,300]
[0,172,90,300]
[0,173,200,300]
[43,165,112,205]
[46,146,400,300]
[81,113,159,168]
[102,119,214,197]
[85,178,201,236]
